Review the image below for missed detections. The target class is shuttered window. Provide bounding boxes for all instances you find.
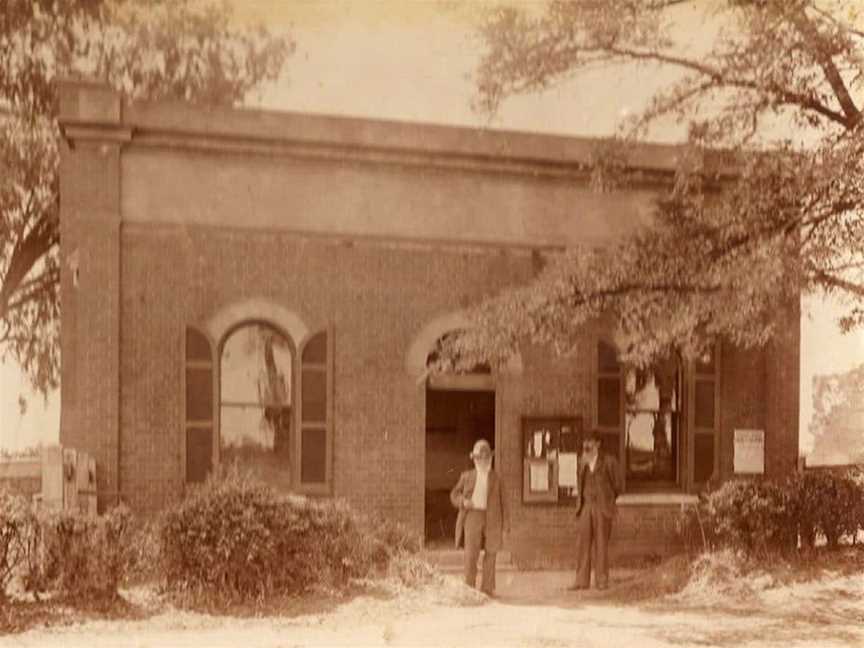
[299,329,333,490]
[595,340,623,464]
[690,346,720,487]
[185,327,214,484]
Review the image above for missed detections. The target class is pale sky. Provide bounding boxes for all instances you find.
[1,0,863,454]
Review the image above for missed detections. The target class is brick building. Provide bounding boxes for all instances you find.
[57,81,800,566]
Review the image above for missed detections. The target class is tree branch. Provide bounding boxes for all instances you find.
[789,6,862,128]
[602,45,853,128]
[812,269,864,298]
[0,215,57,322]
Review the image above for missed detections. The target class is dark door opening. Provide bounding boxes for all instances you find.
[424,388,495,546]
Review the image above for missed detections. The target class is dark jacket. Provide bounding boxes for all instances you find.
[576,453,623,517]
[450,469,509,551]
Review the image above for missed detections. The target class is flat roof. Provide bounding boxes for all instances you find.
[56,79,736,179]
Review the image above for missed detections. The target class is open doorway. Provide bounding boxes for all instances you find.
[424,388,495,547]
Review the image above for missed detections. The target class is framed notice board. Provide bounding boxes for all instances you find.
[522,416,583,505]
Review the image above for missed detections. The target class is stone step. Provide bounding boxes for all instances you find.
[421,548,516,573]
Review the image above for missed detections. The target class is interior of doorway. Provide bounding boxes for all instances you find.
[424,388,495,547]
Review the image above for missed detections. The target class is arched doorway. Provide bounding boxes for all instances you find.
[424,330,495,546]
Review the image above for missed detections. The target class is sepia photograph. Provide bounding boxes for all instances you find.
[1,1,863,646]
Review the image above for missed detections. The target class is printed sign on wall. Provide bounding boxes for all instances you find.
[734,428,765,474]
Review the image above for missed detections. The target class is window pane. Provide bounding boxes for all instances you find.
[186,328,211,362]
[694,433,715,483]
[626,411,677,482]
[302,369,327,422]
[221,324,292,405]
[598,340,620,373]
[220,405,292,490]
[186,427,212,483]
[695,380,715,429]
[597,377,621,427]
[186,368,213,422]
[624,355,681,484]
[301,426,327,483]
[302,332,327,364]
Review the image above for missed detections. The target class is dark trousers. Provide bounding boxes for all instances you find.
[575,506,613,588]
[463,510,497,594]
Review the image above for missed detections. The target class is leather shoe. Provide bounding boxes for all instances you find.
[567,583,588,591]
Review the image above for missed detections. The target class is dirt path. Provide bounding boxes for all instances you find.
[3,569,863,648]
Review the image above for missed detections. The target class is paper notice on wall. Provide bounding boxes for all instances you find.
[734,429,765,474]
[558,453,579,488]
[529,461,549,492]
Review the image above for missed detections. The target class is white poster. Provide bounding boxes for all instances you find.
[558,453,579,489]
[529,461,549,491]
[734,428,765,474]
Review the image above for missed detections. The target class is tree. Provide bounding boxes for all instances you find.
[441,0,864,369]
[0,0,293,394]
[809,363,864,464]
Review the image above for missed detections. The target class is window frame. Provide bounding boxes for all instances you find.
[594,337,722,495]
[623,358,684,493]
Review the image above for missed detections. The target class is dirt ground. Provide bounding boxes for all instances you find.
[3,563,863,648]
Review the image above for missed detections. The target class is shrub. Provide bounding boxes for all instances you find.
[787,470,864,548]
[124,517,163,586]
[681,470,864,559]
[158,469,422,604]
[692,479,796,557]
[32,504,135,601]
[0,490,31,602]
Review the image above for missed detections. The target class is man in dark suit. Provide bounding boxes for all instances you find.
[450,439,509,596]
[570,430,623,590]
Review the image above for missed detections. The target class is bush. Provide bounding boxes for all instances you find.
[158,469,421,603]
[0,490,31,603]
[788,470,863,548]
[31,505,135,601]
[698,478,796,557]
[680,470,864,559]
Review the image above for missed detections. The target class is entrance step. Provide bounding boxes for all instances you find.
[421,548,516,573]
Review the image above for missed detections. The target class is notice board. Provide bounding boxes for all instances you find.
[522,416,583,504]
[734,428,765,474]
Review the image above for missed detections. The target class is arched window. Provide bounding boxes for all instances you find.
[220,323,293,490]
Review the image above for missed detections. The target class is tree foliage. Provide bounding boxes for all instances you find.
[809,362,864,464]
[0,0,293,393]
[446,0,864,369]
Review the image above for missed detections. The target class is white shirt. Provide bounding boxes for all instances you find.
[587,454,598,473]
[471,467,490,510]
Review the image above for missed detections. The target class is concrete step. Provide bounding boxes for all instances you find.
[421,548,516,573]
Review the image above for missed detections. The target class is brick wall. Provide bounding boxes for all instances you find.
[112,220,793,561]
[59,139,122,511]
[118,223,538,523]
[511,503,687,568]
